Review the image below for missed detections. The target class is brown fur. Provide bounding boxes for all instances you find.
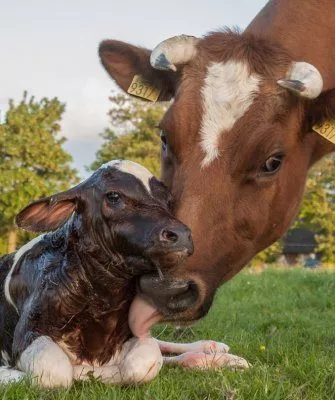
[99,0,335,323]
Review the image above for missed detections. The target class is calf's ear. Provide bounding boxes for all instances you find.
[15,189,81,233]
[99,40,177,101]
[149,177,173,209]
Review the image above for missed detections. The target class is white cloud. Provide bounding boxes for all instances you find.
[61,76,113,140]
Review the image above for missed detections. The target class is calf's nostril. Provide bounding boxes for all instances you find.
[160,229,179,243]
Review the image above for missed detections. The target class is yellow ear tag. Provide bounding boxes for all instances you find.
[127,75,161,102]
[312,120,335,144]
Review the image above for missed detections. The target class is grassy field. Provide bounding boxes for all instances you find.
[0,268,334,400]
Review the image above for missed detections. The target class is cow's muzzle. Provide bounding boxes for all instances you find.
[138,274,199,315]
[129,274,201,338]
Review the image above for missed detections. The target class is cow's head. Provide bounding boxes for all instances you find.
[99,30,335,325]
[16,160,193,275]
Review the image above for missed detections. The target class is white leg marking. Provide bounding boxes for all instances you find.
[17,336,73,388]
[4,234,44,313]
[74,337,163,385]
[1,350,11,366]
[0,367,25,383]
[163,352,249,370]
[156,339,229,355]
[200,60,261,166]
[118,337,162,384]
[101,160,154,193]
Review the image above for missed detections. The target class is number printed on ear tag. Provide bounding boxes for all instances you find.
[127,75,161,102]
[313,120,335,144]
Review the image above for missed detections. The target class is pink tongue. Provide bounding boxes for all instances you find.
[129,296,163,338]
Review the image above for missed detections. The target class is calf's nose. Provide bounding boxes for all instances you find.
[159,226,193,255]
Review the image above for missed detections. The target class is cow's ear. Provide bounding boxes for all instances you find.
[99,40,177,101]
[149,177,173,209]
[309,89,335,127]
[15,189,81,233]
[307,89,335,164]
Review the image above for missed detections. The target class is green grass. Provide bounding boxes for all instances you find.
[1,268,334,400]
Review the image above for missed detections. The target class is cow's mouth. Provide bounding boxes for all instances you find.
[145,248,192,270]
[128,274,199,338]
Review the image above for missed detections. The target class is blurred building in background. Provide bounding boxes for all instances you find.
[282,228,319,267]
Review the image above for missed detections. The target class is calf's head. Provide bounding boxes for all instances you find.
[16,160,193,275]
[99,31,335,324]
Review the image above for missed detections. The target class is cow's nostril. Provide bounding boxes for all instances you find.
[160,229,179,243]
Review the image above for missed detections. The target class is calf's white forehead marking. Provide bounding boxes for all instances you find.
[101,160,154,192]
[4,234,44,313]
[200,60,261,167]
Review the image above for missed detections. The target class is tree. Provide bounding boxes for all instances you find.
[294,155,335,262]
[0,92,78,253]
[90,93,166,176]
[251,241,282,265]
[253,155,335,264]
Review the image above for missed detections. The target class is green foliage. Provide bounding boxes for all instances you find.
[252,240,282,265]
[90,93,166,176]
[0,91,78,253]
[254,155,335,264]
[295,155,335,262]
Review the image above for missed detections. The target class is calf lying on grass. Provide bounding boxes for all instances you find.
[0,160,247,387]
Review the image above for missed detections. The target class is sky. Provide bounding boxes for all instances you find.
[1,0,267,178]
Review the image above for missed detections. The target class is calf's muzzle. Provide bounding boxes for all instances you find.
[158,225,193,255]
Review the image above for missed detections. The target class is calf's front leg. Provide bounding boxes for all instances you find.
[12,298,73,387]
[74,337,163,385]
[156,339,229,354]
[17,336,73,387]
[163,351,249,370]
[157,339,248,370]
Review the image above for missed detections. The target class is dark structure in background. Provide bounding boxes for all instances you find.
[282,228,318,266]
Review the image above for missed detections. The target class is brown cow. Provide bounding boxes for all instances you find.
[98,0,335,331]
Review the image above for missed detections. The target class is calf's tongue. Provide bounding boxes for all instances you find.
[129,296,163,338]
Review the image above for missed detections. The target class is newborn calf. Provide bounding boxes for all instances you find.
[0,160,247,387]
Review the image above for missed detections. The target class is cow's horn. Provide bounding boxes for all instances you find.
[150,35,199,72]
[277,62,323,99]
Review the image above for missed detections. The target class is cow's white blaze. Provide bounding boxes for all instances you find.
[4,234,45,313]
[101,160,153,193]
[200,61,261,166]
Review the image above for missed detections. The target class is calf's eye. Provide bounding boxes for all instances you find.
[106,192,121,204]
[261,154,284,175]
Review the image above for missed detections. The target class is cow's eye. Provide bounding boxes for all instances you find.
[261,154,284,175]
[106,192,121,204]
[160,130,168,151]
